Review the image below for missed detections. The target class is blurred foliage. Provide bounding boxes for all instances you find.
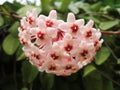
[0,0,120,90]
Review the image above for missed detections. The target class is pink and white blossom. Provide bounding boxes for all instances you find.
[18,9,103,76]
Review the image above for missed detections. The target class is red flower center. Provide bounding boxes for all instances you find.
[49,65,56,70]
[46,20,53,27]
[21,39,27,45]
[50,53,59,60]
[86,30,92,38]
[65,65,72,70]
[64,44,73,52]
[28,17,34,25]
[70,24,79,33]
[94,40,98,46]
[33,53,40,59]
[37,31,45,40]
[80,50,88,57]
[21,26,25,31]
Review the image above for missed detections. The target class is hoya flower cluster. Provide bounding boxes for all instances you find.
[18,9,103,76]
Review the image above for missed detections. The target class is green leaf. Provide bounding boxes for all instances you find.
[99,20,119,30]
[83,70,103,90]
[28,66,39,83]
[84,16,100,24]
[117,58,120,64]
[0,15,4,26]
[59,0,71,12]
[69,2,79,14]
[8,21,20,37]
[90,2,102,11]
[2,34,19,55]
[75,2,91,13]
[102,77,114,90]
[40,72,54,90]
[16,52,25,61]
[22,60,39,83]
[3,2,21,12]
[21,87,28,90]
[16,44,25,61]
[104,0,114,6]
[17,5,41,17]
[83,63,96,77]
[95,46,111,65]
[41,0,51,14]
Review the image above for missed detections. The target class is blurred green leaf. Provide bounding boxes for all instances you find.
[28,66,39,83]
[95,46,111,65]
[59,0,71,12]
[16,44,25,61]
[8,21,19,37]
[0,15,4,26]
[2,34,19,55]
[102,77,114,90]
[17,5,41,17]
[116,8,120,14]
[0,6,10,15]
[40,72,54,90]
[41,0,51,14]
[90,2,102,11]
[2,2,21,12]
[75,2,91,13]
[117,58,120,64]
[22,60,39,83]
[104,0,114,6]
[69,2,79,14]
[83,70,103,90]
[21,87,28,90]
[99,20,119,30]
[84,16,100,23]
[83,63,96,77]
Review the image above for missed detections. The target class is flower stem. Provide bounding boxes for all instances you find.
[101,30,120,35]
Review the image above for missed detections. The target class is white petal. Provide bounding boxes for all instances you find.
[85,20,94,28]
[37,19,46,29]
[67,13,75,23]
[39,15,46,21]
[32,9,38,18]
[48,10,57,19]
[59,23,69,32]
[52,42,60,50]
[75,19,84,27]
[55,20,64,27]
[21,17,28,26]
[47,27,57,38]
[63,33,72,40]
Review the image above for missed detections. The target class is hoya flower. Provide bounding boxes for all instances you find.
[59,13,84,37]
[18,9,103,76]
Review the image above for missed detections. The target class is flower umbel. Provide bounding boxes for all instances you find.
[18,9,103,76]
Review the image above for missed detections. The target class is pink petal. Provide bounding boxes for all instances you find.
[48,10,57,19]
[67,13,75,23]
[39,15,46,21]
[75,19,84,27]
[32,9,38,18]
[63,33,72,40]
[59,23,69,32]
[85,20,94,28]
[37,19,46,29]
[47,27,57,38]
